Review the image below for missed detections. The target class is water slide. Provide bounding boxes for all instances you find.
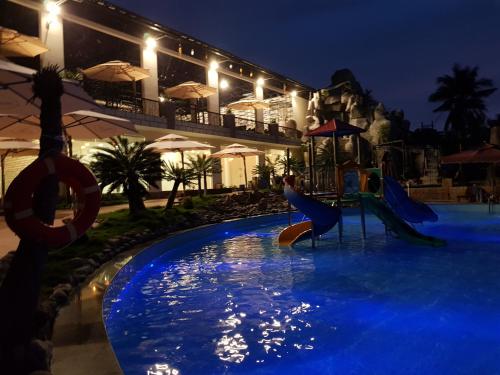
[361,194,446,247]
[383,176,438,223]
[278,184,341,246]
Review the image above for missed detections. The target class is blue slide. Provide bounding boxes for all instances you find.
[278,184,341,246]
[383,176,438,223]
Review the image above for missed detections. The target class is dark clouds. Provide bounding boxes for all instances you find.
[114,0,500,127]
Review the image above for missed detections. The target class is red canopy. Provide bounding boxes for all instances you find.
[305,119,366,137]
[441,144,500,164]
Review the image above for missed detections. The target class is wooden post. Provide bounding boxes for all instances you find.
[242,155,248,190]
[0,67,65,373]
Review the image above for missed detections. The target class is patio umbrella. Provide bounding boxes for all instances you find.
[441,144,500,165]
[0,138,39,200]
[82,60,150,107]
[441,144,500,188]
[209,143,264,187]
[0,58,98,115]
[0,27,48,57]
[0,110,137,155]
[227,98,270,110]
[146,133,213,167]
[165,81,216,99]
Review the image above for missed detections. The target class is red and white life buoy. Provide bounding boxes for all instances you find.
[4,154,101,248]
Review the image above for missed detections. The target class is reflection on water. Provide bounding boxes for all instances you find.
[147,363,179,375]
[104,207,500,375]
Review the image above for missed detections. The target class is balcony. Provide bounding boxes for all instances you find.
[93,92,303,146]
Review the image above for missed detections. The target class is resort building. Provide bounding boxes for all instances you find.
[1,0,314,192]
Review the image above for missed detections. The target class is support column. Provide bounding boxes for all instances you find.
[291,94,308,133]
[206,62,220,125]
[39,7,65,68]
[255,81,264,133]
[212,146,223,189]
[141,45,159,116]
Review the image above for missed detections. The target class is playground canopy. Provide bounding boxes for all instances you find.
[305,119,366,137]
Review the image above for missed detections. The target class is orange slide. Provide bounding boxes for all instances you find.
[278,221,313,246]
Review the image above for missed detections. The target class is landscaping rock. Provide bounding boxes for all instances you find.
[257,198,268,211]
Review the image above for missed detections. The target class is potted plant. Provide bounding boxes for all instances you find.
[223,108,235,129]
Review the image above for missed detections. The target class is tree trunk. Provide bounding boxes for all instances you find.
[0,68,64,373]
[127,192,145,216]
[166,180,181,209]
[197,175,202,197]
[203,171,208,196]
[127,178,145,216]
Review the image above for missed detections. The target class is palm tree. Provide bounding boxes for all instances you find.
[90,137,162,216]
[252,163,274,188]
[187,154,217,196]
[163,162,196,209]
[316,142,335,190]
[429,64,496,151]
[276,155,306,176]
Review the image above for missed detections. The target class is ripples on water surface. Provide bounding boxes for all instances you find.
[104,205,500,374]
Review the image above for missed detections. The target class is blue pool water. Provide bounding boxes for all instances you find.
[104,205,500,375]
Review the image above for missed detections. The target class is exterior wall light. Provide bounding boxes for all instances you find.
[291,90,297,97]
[159,95,166,102]
[190,49,195,56]
[46,1,61,16]
[145,36,157,51]
[209,60,219,71]
[45,0,61,26]
[256,77,265,87]
[220,79,229,90]
[229,64,233,69]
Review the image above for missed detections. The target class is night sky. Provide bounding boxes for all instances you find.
[114,0,500,128]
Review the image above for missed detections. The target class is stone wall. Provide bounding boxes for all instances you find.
[408,186,468,202]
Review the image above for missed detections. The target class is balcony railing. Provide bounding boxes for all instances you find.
[95,92,302,142]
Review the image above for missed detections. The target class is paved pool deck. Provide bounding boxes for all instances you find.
[0,199,166,259]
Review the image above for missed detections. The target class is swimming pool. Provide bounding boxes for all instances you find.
[104,205,500,374]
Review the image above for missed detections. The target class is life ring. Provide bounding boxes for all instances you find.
[4,154,101,248]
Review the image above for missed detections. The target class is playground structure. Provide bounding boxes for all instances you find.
[278,120,445,248]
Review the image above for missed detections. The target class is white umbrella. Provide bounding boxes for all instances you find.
[209,143,264,187]
[0,27,48,57]
[165,81,217,99]
[0,59,98,115]
[146,133,213,166]
[0,110,137,155]
[0,138,39,199]
[227,98,270,111]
